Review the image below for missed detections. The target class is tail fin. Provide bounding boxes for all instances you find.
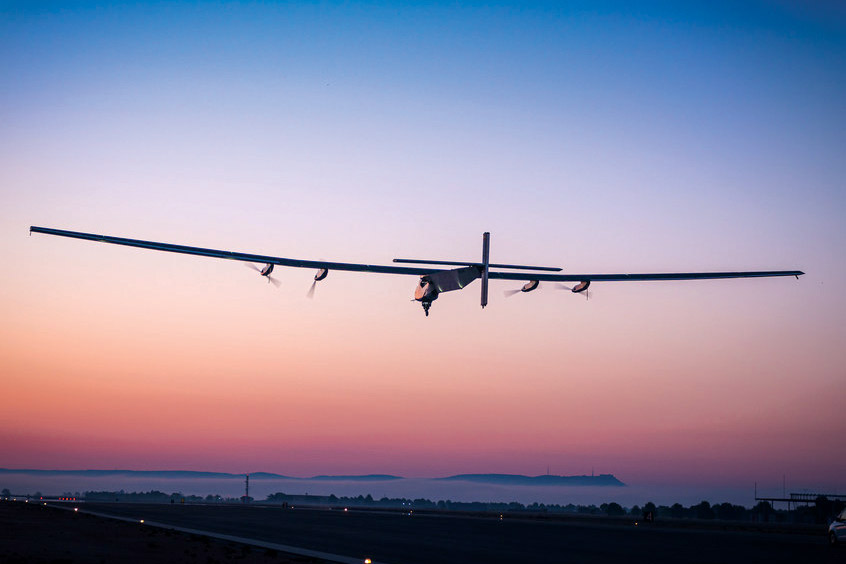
[481,232,490,308]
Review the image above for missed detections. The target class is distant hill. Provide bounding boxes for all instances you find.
[436,474,625,486]
[0,469,241,478]
[307,474,403,481]
[0,469,290,479]
[0,469,622,485]
[0,469,399,481]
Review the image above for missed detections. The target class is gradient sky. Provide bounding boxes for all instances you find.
[1,1,844,492]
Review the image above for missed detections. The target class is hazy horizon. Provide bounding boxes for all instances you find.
[1,467,840,509]
[1,469,809,509]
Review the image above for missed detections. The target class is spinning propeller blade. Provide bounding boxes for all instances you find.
[307,268,328,299]
[245,263,280,288]
[556,283,592,300]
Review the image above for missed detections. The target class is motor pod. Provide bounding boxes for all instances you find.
[571,280,590,293]
[521,280,540,293]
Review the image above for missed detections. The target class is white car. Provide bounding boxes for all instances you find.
[830,508,846,546]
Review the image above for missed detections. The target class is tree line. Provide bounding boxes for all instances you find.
[264,492,844,524]
[4,488,841,524]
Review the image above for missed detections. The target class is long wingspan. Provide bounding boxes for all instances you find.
[30,225,804,283]
[30,226,438,276]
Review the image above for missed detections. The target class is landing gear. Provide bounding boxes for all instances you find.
[422,300,432,317]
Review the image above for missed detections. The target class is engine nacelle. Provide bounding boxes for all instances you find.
[571,280,590,293]
[314,268,328,281]
[260,264,274,276]
[521,280,540,293]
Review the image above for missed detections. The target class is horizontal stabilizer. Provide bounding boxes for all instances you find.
[393,258,561,272]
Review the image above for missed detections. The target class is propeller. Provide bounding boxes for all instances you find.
[307,268,329,299]
[244,263,281,288]
[556,283,592,300]
[505,280,541,297]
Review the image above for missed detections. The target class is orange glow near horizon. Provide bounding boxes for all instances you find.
[2,269,842,487]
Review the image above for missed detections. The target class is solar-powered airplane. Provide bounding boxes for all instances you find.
[30,226,804,316]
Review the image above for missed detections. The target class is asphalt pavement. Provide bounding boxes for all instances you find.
[79,502,841,564]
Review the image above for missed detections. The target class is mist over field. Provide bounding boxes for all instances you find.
[0,471,807,508]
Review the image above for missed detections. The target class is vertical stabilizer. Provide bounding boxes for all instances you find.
[481,232,490,308]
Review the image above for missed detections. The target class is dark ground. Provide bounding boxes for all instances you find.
[48,501,846,564]
[3,499,845,563]
[0,501,324,564]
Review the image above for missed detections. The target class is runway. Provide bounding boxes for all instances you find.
[78,502,838,564]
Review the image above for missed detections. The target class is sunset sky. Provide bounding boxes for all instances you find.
[1,1,844,494]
